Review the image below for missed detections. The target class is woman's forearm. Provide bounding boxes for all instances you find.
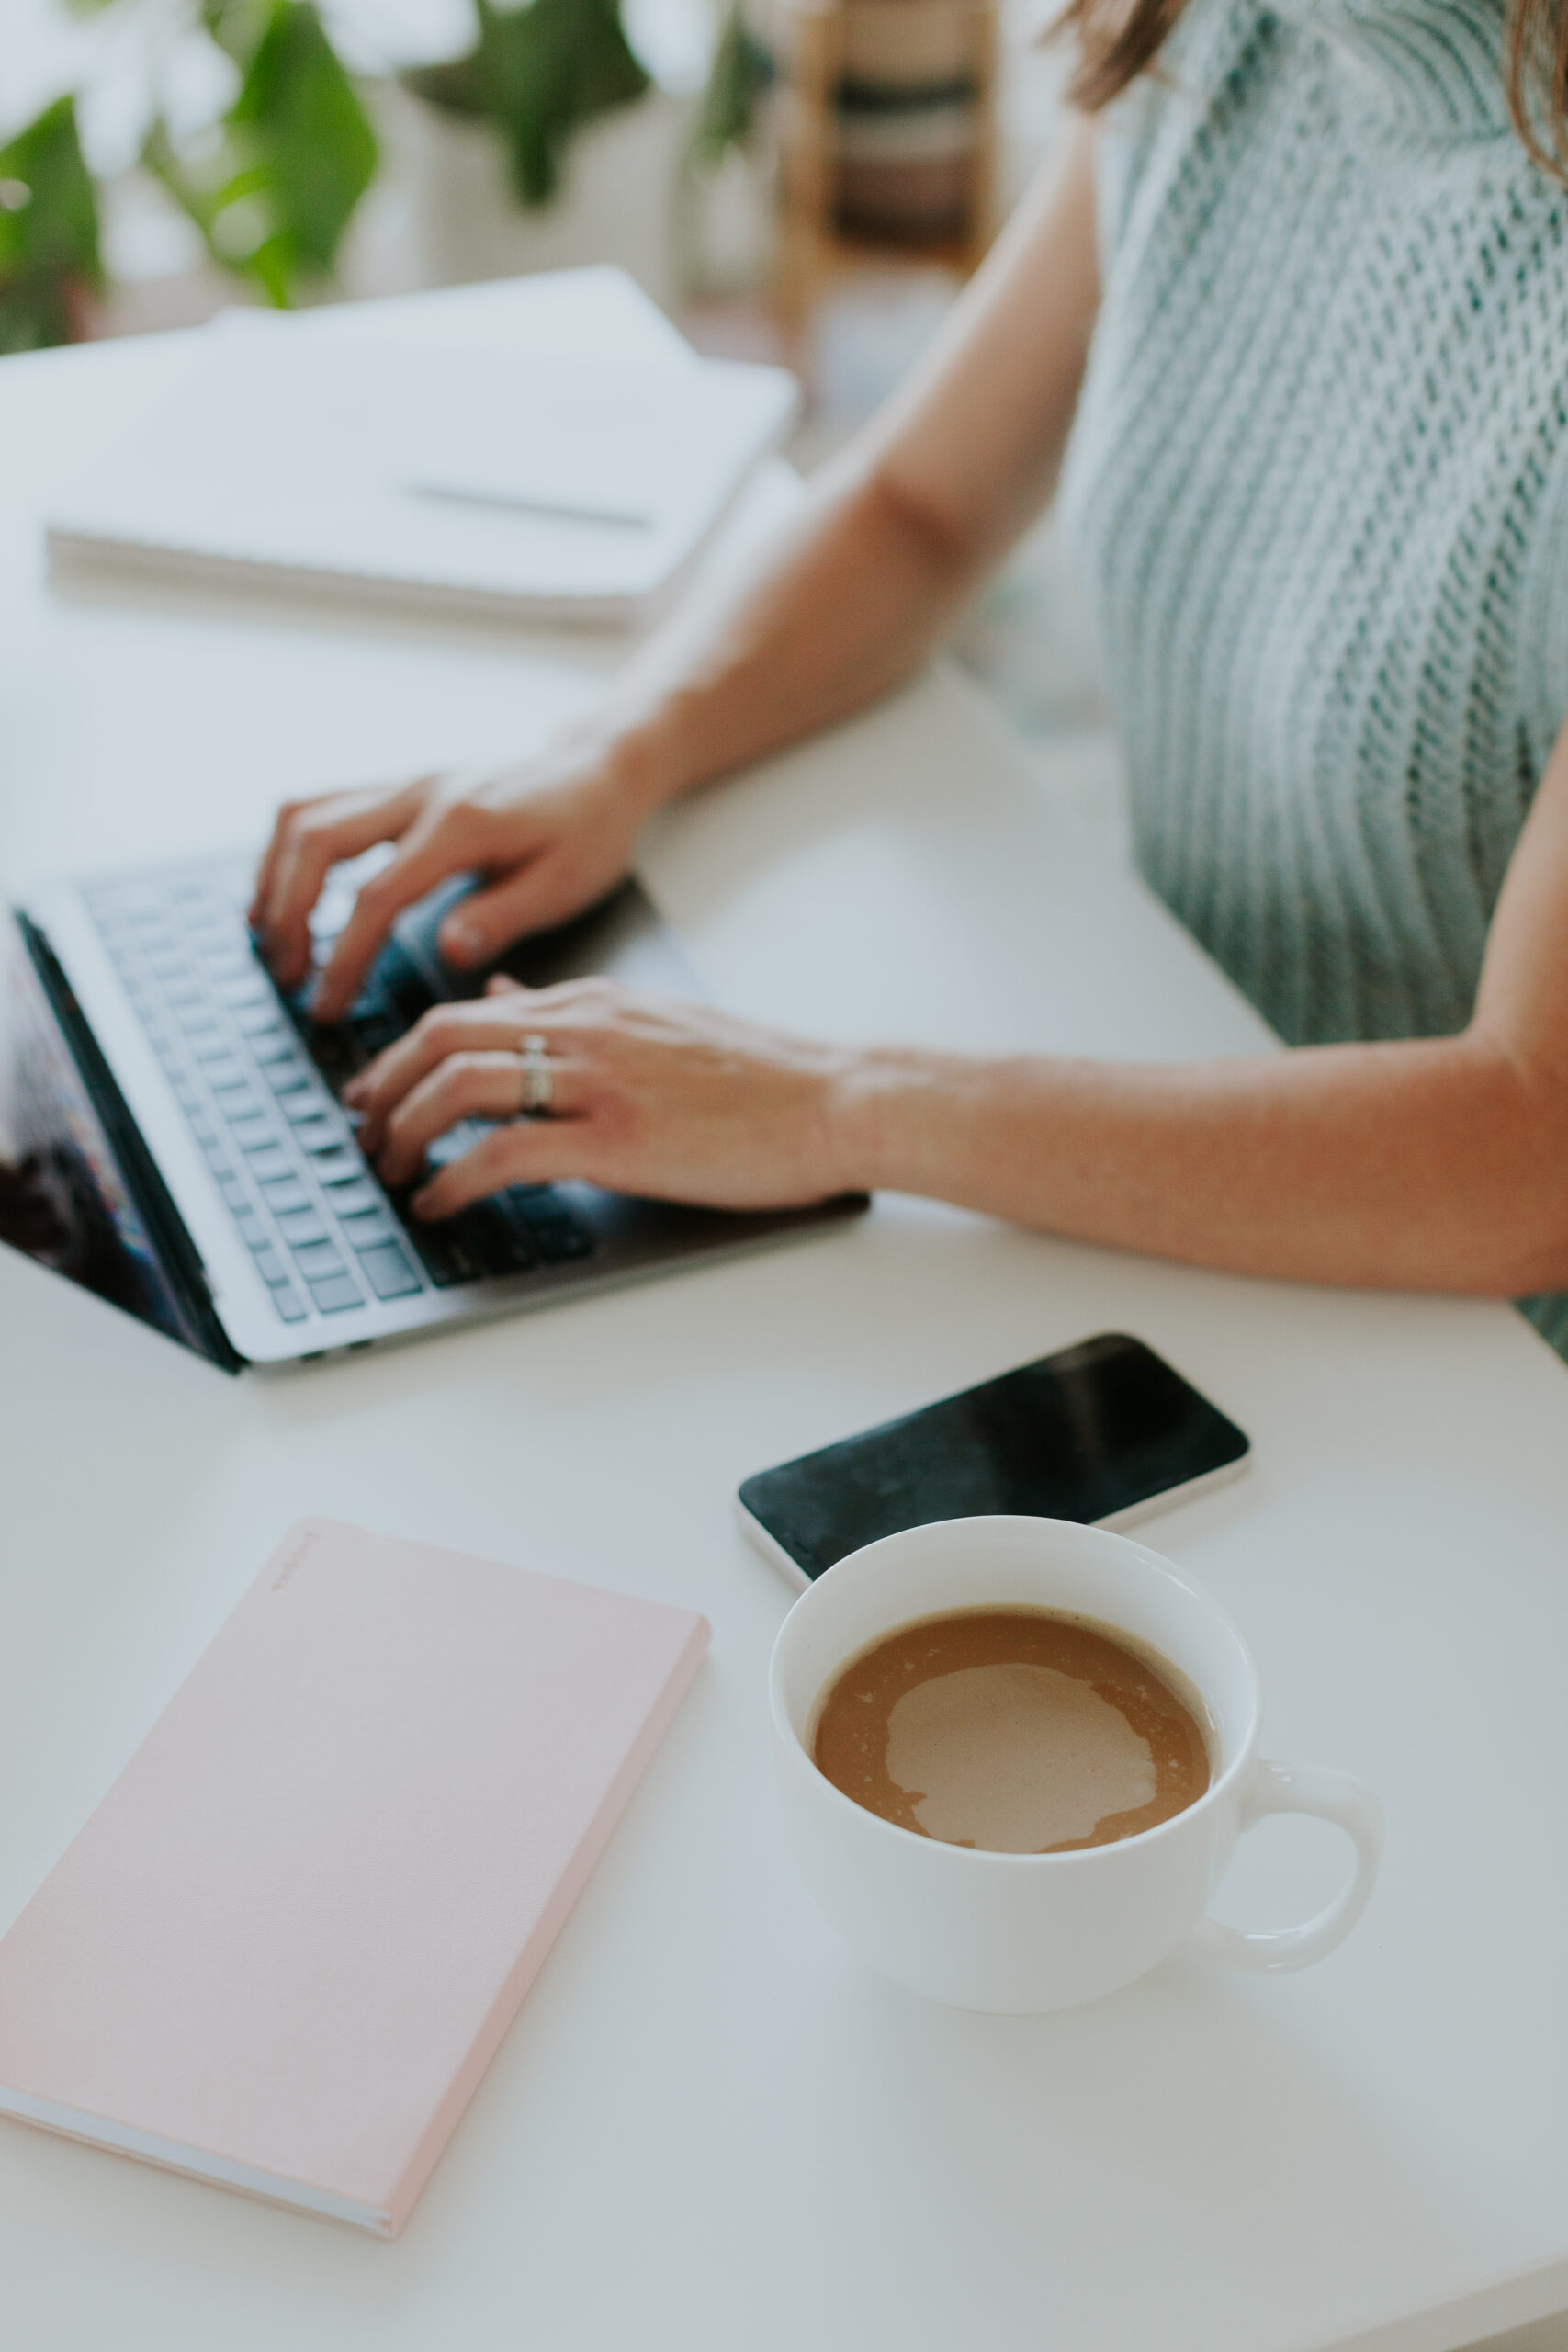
[830,1030,1568,1296]
[592,462,991,821]
[592,124,1103,822]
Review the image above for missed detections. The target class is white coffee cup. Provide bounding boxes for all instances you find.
[769,1516,1382,2012]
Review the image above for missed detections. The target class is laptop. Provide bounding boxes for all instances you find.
[1,856,865,1372]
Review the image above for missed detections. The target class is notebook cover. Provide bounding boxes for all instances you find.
[0,1519,709,2233]
[42,271,796,628]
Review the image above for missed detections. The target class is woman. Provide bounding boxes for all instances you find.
[252,0,1568,1352]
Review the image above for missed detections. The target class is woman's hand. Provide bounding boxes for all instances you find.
[250,730,662,1024]
[343,977,857,1217]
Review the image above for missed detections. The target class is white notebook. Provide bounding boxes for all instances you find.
[45,269,797,628]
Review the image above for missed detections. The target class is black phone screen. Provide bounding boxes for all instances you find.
[738,1333,1248,1581]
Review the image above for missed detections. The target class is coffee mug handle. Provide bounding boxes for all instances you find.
[1188,1758,1384,1975]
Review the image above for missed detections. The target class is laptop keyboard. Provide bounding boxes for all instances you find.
[83,868,594,1327]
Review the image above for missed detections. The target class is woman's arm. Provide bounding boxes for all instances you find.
[257,123,1102,1020]
[618,115,1103,801]
[833,707,1568,1298]
[354,706,1568,1301]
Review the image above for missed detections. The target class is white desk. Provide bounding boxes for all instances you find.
[4,325,1568,2352]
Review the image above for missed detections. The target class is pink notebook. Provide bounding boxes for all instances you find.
[0,1519,708,2234]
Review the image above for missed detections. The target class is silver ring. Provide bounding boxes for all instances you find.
[517,1033,553,1119]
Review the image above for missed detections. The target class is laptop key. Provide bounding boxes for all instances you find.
[524,1214,594,1265]
[245,1146,294,1185]
[260,1175,311,1216]
[465,1205,535,1277]
[308,1272,363,1313]
[315,1148,366,1184]
[321,1174,380,1216]
[293,1239,347,1281]
[219,976,271,1008]
[359,1241,422,1300]
[407,1221,484,1286]
[340,1207,397,1250]
[296,1117,346,1154]
[219,1174,250,1212]
[272,1284,309,1323]
[283,1091,331,1125]
[253,1246,290,1288]
[234,1124,283,1159]
[252,1031,299,1066]
[351,1016,400,1057]
[276,1207,330,1247]
[234,1208,267,1249]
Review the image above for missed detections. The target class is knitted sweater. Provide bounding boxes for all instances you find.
[1058,0,1568,1356]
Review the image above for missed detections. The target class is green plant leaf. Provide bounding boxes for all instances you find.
[687,2,773,175]
[146,0,378,305]
[406,0,650,209]
[0,95,103,354]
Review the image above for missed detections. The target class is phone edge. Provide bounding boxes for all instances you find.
[732,1446,1252,1592]
[733,1492,813,1592]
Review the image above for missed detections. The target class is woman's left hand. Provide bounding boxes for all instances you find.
[343,977,858,1218]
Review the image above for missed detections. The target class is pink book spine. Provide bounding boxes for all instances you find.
[383,1611,710,2235]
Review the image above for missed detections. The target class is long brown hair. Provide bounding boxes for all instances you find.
[1055,0,1568,175]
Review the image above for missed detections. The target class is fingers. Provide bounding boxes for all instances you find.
[346,979,613,1134]
[434,852,570,967]
[310,818,486,1023]
[254,782,429,989]
[410,1123,583,1222]
[250,799,305,932]
[376,1050,580,1187]
[344,1001,522,1143]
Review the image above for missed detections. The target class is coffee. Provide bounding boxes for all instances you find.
[811,1607,1211,1853]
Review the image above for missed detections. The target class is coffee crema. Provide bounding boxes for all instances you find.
[811,1607,1212,1854]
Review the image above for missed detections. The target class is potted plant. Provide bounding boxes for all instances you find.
[0,0,671,354]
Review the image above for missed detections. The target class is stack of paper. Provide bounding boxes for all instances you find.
[45,267,798,627]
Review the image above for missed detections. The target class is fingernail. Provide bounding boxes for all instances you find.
[442,916,479,962]
[410,1187,436,1218]
[342,1077,365,1104]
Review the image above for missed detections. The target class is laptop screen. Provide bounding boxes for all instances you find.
[0,913,226,1363]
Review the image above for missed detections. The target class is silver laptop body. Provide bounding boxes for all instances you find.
[13,855,863,1369]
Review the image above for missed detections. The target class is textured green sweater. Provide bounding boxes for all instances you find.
[1059,0,1568,1355]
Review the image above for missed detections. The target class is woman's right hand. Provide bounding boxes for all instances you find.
[249,729,661,1024]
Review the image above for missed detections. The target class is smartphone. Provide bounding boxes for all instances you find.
[736,1332,1250,1588]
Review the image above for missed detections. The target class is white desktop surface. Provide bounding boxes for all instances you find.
[3,316,1568,2352]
